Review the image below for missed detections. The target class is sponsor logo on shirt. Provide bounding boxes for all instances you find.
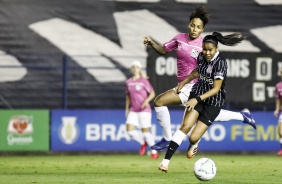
[199,74,213,85]
[177,44,182,50]
[135,84,142,91]
[190,49,199,58]
[206,65,213,74]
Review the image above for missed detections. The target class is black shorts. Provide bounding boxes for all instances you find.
[189,93,221,126]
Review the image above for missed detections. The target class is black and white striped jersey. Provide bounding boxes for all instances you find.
[191,51,227,107]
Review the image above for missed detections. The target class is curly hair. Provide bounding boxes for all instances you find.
[190,6,210,27]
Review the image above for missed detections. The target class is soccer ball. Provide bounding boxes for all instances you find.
[193,158,216,181]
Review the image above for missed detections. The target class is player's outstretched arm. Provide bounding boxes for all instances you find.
[143,36,168,55]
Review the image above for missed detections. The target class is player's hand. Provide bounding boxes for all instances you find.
[141,101,148,109]
[143,36,152,46]
[174,83,184,94]
[274,110,279,117]
[186,98,197,111]
[125,109,129,117]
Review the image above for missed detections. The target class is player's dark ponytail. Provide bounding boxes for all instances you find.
[203,32,246,46]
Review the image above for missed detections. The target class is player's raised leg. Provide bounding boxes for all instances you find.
[215,108,256,129]
[151,89,182,150]
[153,106,171,150]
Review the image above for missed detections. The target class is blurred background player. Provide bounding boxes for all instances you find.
[125,60,158,159]
[143,6,256,151]
[274,68,282,156]
[159,32,247,172]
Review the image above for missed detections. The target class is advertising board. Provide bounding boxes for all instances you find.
[51,110,279,152]
[0,110,49,151]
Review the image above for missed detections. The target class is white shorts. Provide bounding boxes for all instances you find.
[175,83,194,105]
[278,114,282,123]
[126,111,152,128]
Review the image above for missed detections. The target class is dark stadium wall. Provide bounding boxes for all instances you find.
[0,0,281,110]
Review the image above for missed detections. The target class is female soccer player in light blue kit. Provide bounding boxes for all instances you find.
[143,6,256,151]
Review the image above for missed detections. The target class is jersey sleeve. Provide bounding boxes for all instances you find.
[275,84,281,99]
[214,59,227,80]
[163,34,179,52]
[143,78,154,93]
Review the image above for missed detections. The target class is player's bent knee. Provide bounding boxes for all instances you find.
[179,127,189,135]
[154,96,164,107]
[141,128,150,132]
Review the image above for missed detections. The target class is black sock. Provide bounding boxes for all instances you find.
[164,141,179,160]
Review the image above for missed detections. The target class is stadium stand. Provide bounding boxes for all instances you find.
[0,0,281,110]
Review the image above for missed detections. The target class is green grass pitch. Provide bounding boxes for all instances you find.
[0,152,281,184]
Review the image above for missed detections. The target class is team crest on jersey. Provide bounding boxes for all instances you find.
[190,49,199,58]
[135,84,141,91]
[206,65,213,74]
[177,44,182,50]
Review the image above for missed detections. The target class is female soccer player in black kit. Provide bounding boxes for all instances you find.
[159,31,247,173]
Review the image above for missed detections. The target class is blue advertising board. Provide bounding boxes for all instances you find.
[51,110,279,152]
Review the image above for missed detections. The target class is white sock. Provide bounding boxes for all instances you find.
[279,138,282,144]
[127,130,145,145]
[151,149,157,154]
[161,159,170,166]
[214,109,243,122]
[171,130,186,145]
[143,132,155,147]
[155,106,172,140]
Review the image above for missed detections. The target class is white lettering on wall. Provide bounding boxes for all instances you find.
[116,124,130,141]
[86,124,100,141]
[256,57,272,81]
[226,59,250,78]
[86,124,130,141]
[266,86,275,98]
[86,123,226,142]
[253,82,265,102]
[102,124,116,141]
[201,124,226,141]
[155,56,176,76]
